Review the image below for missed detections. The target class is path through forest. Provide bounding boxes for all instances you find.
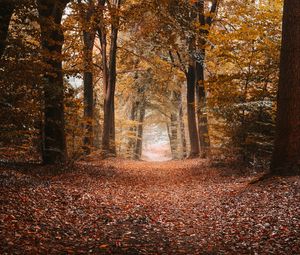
[1,158,300,254]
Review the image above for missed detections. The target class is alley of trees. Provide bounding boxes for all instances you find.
[0,0,300,254]
[0,0,299,174]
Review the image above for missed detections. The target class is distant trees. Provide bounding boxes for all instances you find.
[270,0,300,174]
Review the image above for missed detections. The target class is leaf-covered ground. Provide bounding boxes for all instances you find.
[1,158,300,254]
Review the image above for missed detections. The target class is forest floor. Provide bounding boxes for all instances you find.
[1,157,300,254]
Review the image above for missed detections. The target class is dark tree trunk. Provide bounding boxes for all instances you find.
[80,0,96,154]
[195,56,210,158]
[186,64,200,157]
[134,103,146,159]
[0,1,15,57]
[195,0,211,158]
[37,0,69,164]
[82,36,94,153]
[270,0,300,175]
[101,1,120,156]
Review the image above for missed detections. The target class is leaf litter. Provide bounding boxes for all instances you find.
[0,158,300,254]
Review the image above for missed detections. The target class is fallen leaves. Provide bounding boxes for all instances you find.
[0,158,300,254]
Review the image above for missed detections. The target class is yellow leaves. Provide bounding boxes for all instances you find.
[194,21,210,32]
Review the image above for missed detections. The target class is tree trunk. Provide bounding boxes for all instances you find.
[178,89,187,158]
[195,56,210,158]
[195,0,211,158]
[169,112,178,159]
[134,103,146,159]
[127,101,138,158]
[37,0,69,164]
[270,0,300,175]
[186,64,200,157]
[169,90,179,159]
[101,1,120,156]
[81,1,96,154]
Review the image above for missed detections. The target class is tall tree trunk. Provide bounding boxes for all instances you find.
[0,1,15,57]
[195,0,212,158]
[80,0,96,154]
[134,103,146,159]
[101,0,120,156]
[195,57,210,158]
[169,90,179,159]
[186,64,200,157]
[270,0,300,174]
[37,0,69,164]
[178,89,187,158]
[82,32,94,153]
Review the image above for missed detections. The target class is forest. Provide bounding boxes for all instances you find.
[0,0,299,254]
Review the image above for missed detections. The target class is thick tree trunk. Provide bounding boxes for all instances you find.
[270,0,300,175]
[82,33,94,154]
[0,1,15,57]
[80,0,96,154]
[194,0,211,158]
[186,64,200,157]
[37,0,69,164]
[101,4,120,156]
[195,56,210,158]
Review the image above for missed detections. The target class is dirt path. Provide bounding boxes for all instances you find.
[1,158,300,254]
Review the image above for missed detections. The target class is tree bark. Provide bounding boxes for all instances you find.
[195,58,210,158]
[194,0,212,158]
[169,112,178,159]
[270,0,300,175]
[101,0,120,156]
[37,0,69,164]
[80,0,96,154]
[186,64,200,157]
[127,101,138,158]
[0,1,15,57]
[169,90,179,159]
[178,89,187,158]
[134,102,146,159]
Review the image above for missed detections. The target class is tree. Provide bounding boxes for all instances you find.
[37,0,69,164]
[270,0,300,174]
[206,0,281,165]
[0,0,43,162]
[186,64,200,157]
[77,0,96,154]
[98,0,122,156]
[194,0,218,158]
